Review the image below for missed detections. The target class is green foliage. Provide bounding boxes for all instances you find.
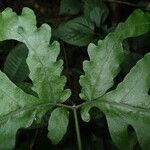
[84,0,109,28]
[16,82,38,96]
[0,7,71,102]
[0,6,149,150]
[4,43,29,82]
[0,8,70,149]
[81,53,150,150]
[55,17,95,46]
[55,0,109,46]
[48,107,70,144]
[0,71,38,149]
[80,9,150,150]
[103,53,150,150]
[79,9,150,101]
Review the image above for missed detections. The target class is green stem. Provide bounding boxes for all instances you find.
[73,107,82,150]
[55,103,74,110]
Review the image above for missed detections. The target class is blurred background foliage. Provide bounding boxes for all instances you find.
[0,0,149,149]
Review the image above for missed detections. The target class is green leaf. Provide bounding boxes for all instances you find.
[16,82,38,96]
[80,9,150,150]
[79,9,150,101]
[100,53,150,150]
[59,0,81,15]
[0,7,71,102]
[0,71,39,149]
[4,43,29,83]
[48,107,69,144]
[90,6,109,28]
[84,0,109,27]
[81,53,150,150]
[0,8,71,149]
[56,16,94,46]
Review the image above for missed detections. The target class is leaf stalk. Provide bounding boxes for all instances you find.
[73,107,82,150]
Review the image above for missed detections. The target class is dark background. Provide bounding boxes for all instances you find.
[0,0,149,149]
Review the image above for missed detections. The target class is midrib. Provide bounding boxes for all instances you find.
[1,98,150,125]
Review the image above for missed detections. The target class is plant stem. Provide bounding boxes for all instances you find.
[104,0,148,8]
[55,103,74,110]
[73,107,82,150]
[104,0,136,7]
